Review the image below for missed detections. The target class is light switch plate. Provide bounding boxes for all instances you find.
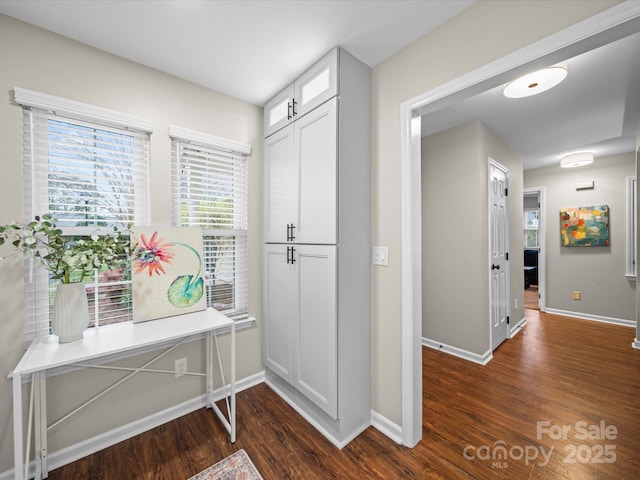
[372,246,389,266]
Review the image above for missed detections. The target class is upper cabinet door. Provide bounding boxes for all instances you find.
[264,84,295,138]
[295,98,337,245]
[264,48,338,139]
[294,48,338,120]
[264,125,297,243]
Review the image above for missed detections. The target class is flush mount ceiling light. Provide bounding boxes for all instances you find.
[560,152,594,168]
[503,63,568,98]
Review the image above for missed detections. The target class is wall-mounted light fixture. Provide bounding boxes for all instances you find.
[503,62,568,98]
[560,151,594,168]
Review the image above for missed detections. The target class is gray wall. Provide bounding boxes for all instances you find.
[422,121,523,356]
[524,154,635,321]
[0,15,264,472]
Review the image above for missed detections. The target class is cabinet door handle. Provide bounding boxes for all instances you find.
[287,101,292,120]
[290,224,296,241]
[286,246,296,264]
[292,99,297,117]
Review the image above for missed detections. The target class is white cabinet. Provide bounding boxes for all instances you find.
[263,244,337,418]
[264,48,338,138]
[264,98,337,244]
[263,47,371,447]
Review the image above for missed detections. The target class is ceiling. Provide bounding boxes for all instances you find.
[0,0,473,105]
[421,29,640,170]
[1,1,639,170]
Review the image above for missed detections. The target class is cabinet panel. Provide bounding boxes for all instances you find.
[294,245,337,418]
[264,126,296,243]
[294,48,338,119]
[295,98,337,244]
[263,246,294,382]
[264,84,294,138]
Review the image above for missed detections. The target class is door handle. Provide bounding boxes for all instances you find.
[287,102,292,120]
[492,264,500,270]
[286,246,296,265]
[292,99,297,117]
[286,224,296,242]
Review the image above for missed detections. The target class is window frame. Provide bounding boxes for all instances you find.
[16,87,151,341]
[524,208,540,249]
[169,125,251,320]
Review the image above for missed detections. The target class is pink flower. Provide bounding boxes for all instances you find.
[133,231,175,276]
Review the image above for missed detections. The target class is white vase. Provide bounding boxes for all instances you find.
[52,282,90,343]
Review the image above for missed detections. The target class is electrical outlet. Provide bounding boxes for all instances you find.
[572,291,582,301]
[175,357,187,378]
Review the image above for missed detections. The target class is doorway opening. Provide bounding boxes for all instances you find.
[399,4,640,448]
[524,191,540,310]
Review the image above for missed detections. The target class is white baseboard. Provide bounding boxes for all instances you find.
[264,377,365,450]
[633,338,640,350]
[0,371,265,480]
[509,317,527,338]
[422,338,492,365]
[544,308,636,328]
[370,410,402,444]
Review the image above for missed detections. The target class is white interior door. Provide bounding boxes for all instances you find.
[489,159,509,350]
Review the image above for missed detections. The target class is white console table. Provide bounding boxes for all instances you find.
[9,307,236,480]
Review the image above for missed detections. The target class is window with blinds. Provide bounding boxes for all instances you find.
[18,89,151,341]
[170,127,250,319]
[524,209,540,248]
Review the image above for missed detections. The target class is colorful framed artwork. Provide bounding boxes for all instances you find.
[131,227,206,323]
[560,205,609,247]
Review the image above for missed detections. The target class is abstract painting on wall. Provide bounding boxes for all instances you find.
[131,227,206,323]
[560,205,609,247]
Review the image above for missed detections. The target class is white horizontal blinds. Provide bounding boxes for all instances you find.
[32,113,149,227]
[171,129,250,319]
[21,98,151,341]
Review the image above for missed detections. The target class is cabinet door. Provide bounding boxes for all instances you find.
[263,245,295,382]
[294,48,338,120]
[293,245,337,419]
[294,98,337,244]
[264,84,295,138]
[264,125,297,243]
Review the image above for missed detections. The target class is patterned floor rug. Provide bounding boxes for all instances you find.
[189,449,264,480]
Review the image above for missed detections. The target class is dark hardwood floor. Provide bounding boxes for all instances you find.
[49,309,640,479]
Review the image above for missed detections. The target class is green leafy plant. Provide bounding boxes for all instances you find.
[0,213,130,284]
